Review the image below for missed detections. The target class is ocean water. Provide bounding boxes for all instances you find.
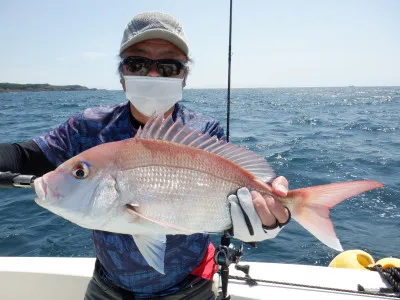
[0,87,399,267]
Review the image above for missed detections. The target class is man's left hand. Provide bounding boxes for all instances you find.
[228,176,291,242]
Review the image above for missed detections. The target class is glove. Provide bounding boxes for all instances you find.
[228,187,289,242]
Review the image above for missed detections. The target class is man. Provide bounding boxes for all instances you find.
[0,12,290,299]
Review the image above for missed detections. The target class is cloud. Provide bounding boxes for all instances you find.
[82,51,109,58]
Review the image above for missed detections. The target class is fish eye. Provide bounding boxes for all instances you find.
[72,162,89,179]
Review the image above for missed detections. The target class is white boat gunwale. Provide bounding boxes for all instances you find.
[0,257,396,300]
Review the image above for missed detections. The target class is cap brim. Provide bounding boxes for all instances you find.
[119,29,189,56]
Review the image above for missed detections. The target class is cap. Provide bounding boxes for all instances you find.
[120,12,189,56]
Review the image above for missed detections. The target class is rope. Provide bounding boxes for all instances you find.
[227,272,400,298]
[365,265,400,293]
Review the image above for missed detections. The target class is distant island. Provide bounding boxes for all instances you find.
[0,83,97,93]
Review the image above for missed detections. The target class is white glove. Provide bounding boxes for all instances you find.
[228,187,288,242]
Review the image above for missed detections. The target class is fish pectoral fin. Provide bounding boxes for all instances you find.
[125,204,195,235]
[132,234,167,274]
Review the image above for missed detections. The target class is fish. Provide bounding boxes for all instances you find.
[33,115,384,274]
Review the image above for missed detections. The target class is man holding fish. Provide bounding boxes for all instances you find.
[0,12,293,299]
[1,11,384,300]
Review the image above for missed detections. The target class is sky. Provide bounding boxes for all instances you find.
[0,0,399,90]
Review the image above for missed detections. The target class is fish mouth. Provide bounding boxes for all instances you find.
[34,177,61,204]
[34,177,46,202]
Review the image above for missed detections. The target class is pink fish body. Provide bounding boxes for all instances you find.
[34,115,383,273]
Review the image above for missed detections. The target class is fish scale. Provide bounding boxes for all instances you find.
[120,166,235,232]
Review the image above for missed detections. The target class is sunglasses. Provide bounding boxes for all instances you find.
[121,56,187,77]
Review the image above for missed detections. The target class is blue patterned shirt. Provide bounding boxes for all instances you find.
[34,101,225,296]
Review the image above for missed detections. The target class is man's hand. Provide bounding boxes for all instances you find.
[228,176,291,242]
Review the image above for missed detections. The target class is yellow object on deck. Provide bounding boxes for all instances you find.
[375,257,400,269]
[329,250,375,270]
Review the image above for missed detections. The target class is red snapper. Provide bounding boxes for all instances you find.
[34,115,383,274]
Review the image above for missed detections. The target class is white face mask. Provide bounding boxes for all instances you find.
[124,76,183,117]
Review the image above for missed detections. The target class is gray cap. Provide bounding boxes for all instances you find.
[120,12,189,56]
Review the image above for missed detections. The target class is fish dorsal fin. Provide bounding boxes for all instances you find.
[136,115,275,183]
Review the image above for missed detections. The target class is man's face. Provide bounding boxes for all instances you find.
[120,39,188,90]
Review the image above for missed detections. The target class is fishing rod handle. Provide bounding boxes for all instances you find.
[0,171,35,188]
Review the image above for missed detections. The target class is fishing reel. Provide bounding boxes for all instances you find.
[214,237,243,267]
[214,233,252,300]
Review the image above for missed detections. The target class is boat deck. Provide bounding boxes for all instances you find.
[0,257,396,299]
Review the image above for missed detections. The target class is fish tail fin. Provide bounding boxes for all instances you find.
[287,180,383,251]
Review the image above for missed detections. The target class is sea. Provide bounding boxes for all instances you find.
[0,87,399,267]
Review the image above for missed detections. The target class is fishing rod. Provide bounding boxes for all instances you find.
[0,171,35,188]
[226,0,233,142]
[214,1,249,300]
